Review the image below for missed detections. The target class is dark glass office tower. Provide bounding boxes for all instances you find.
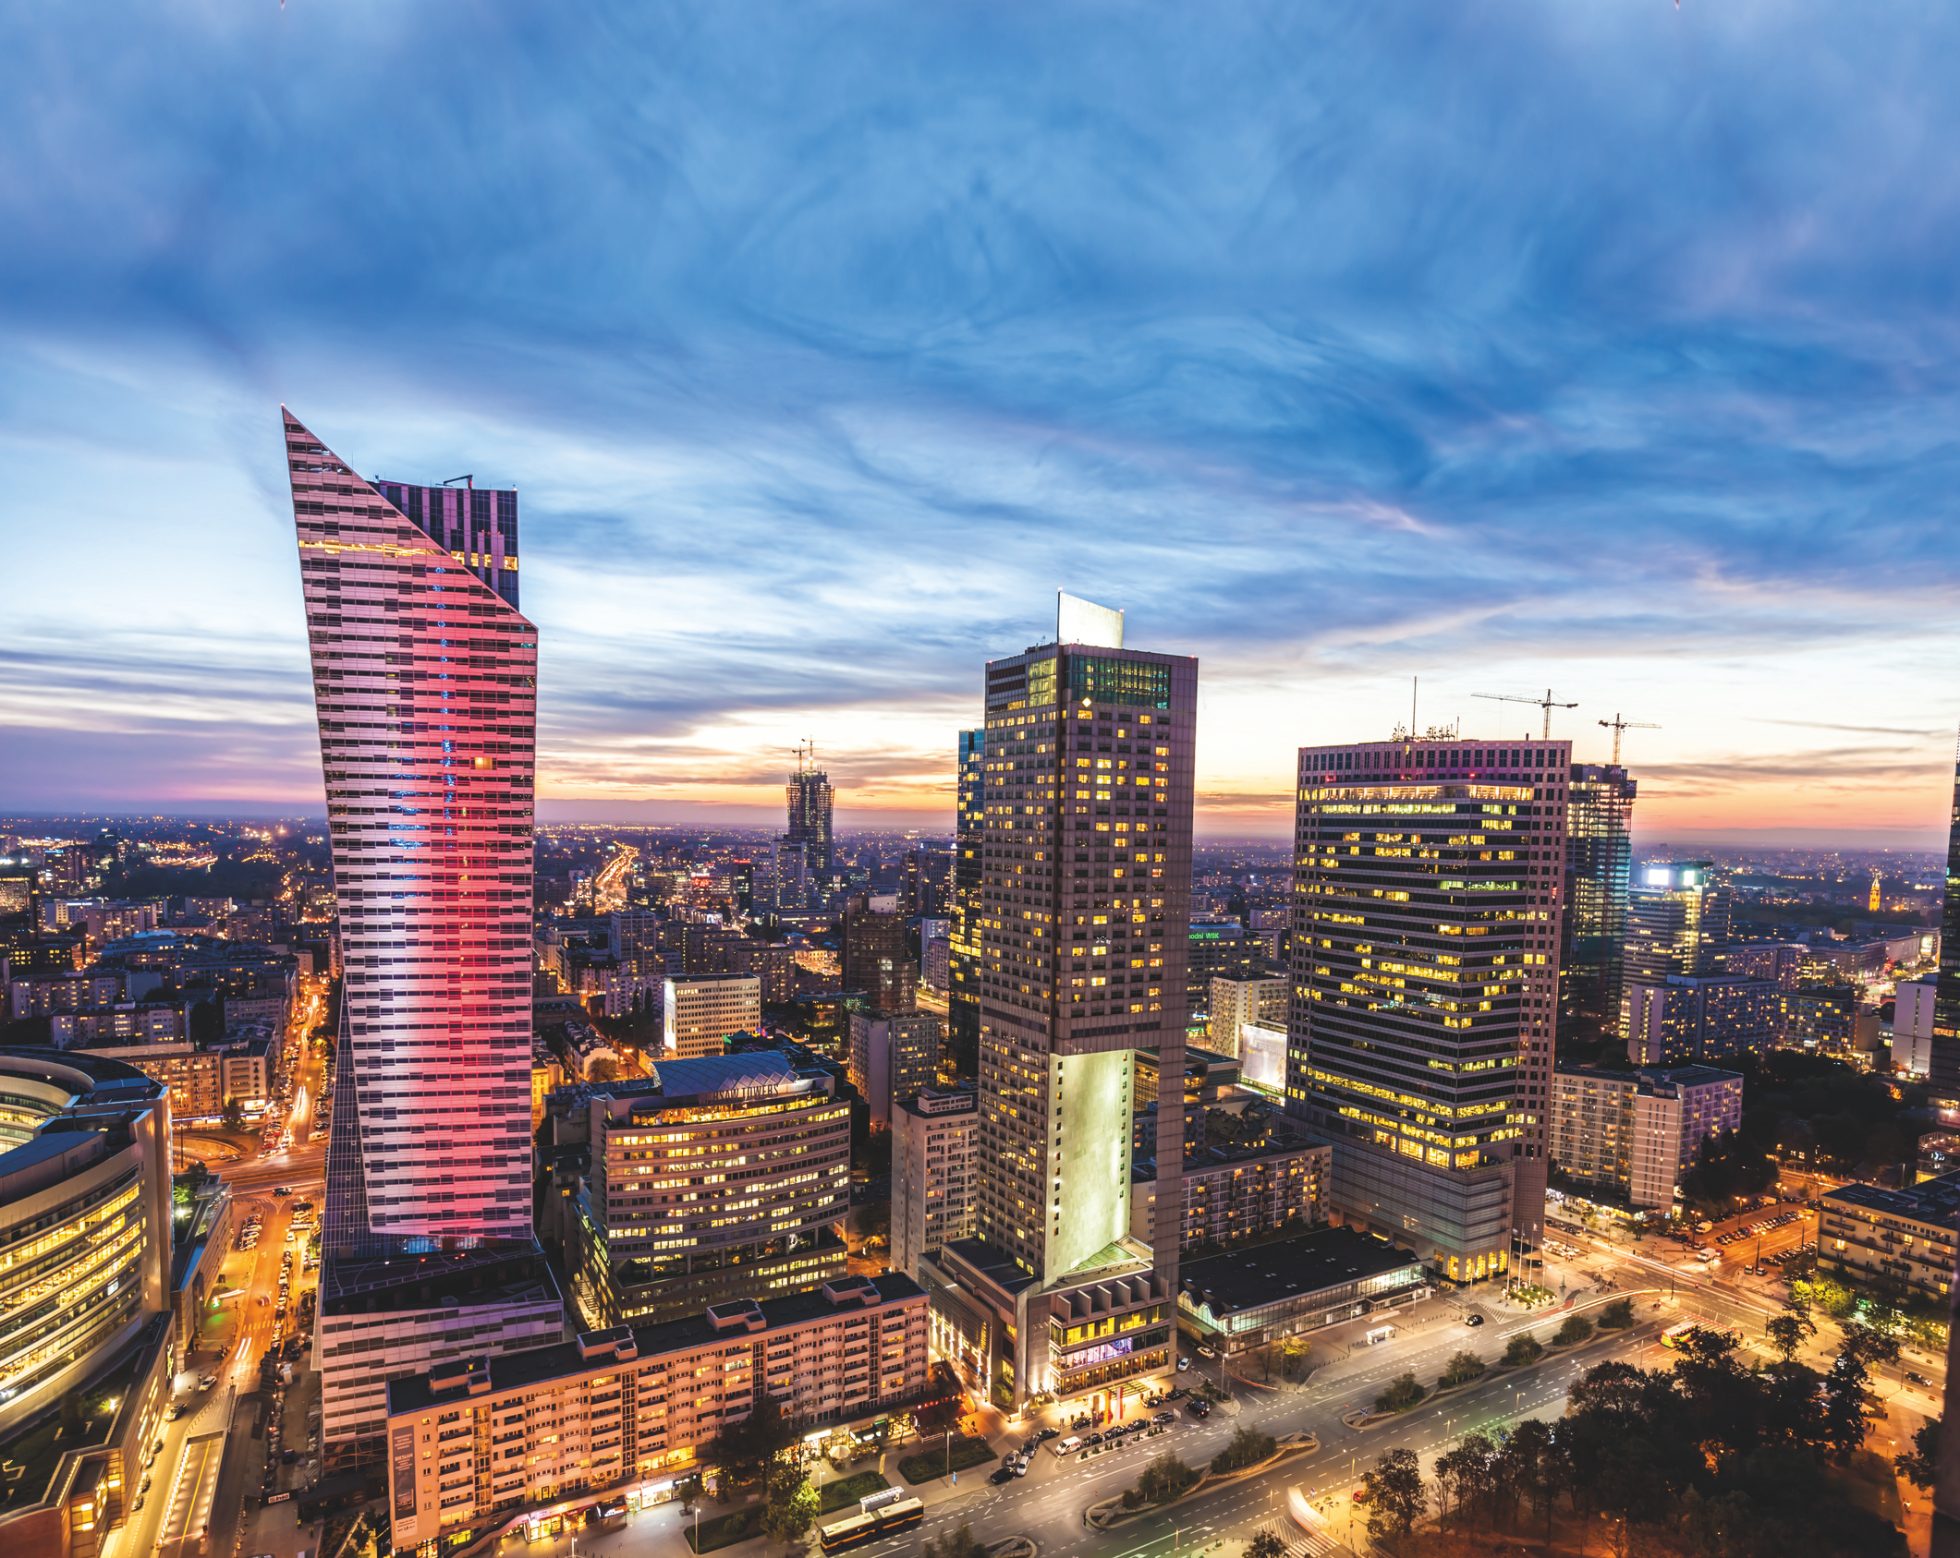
[1931,735,1960,1103]
[1561,764,1636,1044]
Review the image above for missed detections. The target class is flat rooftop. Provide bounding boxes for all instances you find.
[1178,1225,1422,1314]
[385,1272,925,1416]
[1823,1170,1960,1231]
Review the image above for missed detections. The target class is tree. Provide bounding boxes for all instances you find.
[1553,1314,1594,1348]
[1897,1417,1940,1489]
[1434,1433,1499,1526]
[1501,1418,1565,1543]
[1245,1534,1286,1558]
[1374,1370,1425,1413]
[704,1393,796,1488]
[1362,1446,1427,1543]
[1135,1453,1198,1505]
[1279,1335,1311,1382]
[921,1526,989,1558]
[221,1096,245,1131]
[1597,1297,1634,1329]
[1766,1309,1816,1364]
[760,1462,817,1550]
[1501,1333,1544,1368]
[1211,1425,1276,1473]
[587,1054,623,1084]
[1439,1350,1486,1389]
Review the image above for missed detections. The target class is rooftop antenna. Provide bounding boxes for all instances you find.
[1597,712,1660,765]
[441,474,474,488]
[1473,687,1578,740]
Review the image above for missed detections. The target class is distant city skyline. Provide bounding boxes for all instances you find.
[5,8,1960,847]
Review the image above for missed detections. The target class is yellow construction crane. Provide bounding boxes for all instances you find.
[1598,712,1660,764]
[1473,687,1578,740]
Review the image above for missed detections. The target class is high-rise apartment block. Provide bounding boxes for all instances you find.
[1933,736,1960,1103]
[1623,973,1776,1065]
[545,1053,850,1327]
[1286,737,1568,1281]
[661,974,761,1059]
[284,412,562,1456]
[1549,1063,1742,1209]
[847,1009,942,1125]
[1207,973,1287,1057]
[891,1088,978,1279]
[931,596,1196,1410]
[842,893,916,1013]
[1561,763,1636,1042]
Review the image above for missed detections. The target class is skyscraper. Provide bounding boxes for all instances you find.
[1561,763,1636,1044]
[931,595,1196,1410]
[1286,737,1569,1281]
[1621,861,1731,1039]
[1931,734,1960,1104]
[786,744,835,880]
[946,728,985,1070]
[283,411,561,1453]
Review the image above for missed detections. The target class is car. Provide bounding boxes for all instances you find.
[274,1187,292,1197]
[1165,1386,1186,1401]
[169,1403,187,1420]
[133,1496,145,1513]
[1012,1461,1028,1477]
[1034,1427,1059,1442]
[1056,1436,1083,1455]
[1907,1370,1931,1387]
[1175,1357,1190,1372]
[1464,1312,1485,1327]
[197,1374,217,1390]
[990,1467,1015,1485]
[1196,1344,1217,1359]
[1152,1410,1174,1426]
[1187,1399,1212,1419]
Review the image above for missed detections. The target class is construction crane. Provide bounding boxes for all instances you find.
[1598,712,1660,765]
[1473,687,1578,740]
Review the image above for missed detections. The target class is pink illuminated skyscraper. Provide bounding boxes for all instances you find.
[284,411,561,1454]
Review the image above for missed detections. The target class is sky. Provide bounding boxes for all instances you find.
[3,3,1958,846]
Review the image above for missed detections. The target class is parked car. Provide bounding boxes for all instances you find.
[1152,1410,1174,1426]
[1175,1357,1191,1372]
[991,1467,1015,1485]
[1187,1399,1212,1419]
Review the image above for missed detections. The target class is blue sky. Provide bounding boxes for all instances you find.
[3,2,1958,842]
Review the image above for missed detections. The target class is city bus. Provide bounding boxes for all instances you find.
[1662,1321,1737,1350]
[818,1496,924,1551]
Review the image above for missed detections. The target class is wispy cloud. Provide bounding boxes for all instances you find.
[1,3,1958,842]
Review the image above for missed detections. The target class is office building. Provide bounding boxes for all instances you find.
[1549,1064,1743,1210]
[1621,974,1776,1065]
[1623,861,1730,1003]
[87,1034,272,1119]
[1819,1173,1960,1304]
[1561,763,1636,1043]
[786,748,835,881]
[548,1054,850,1328]
[847,1009,942,1126]
[1187,919,1259,1027]
[660,974,761,1059]
[1773,983,1863,1059]
[0,1051,174,1439]
[841,893,916,1014]
[1934,736,1960,1102]
[284,412,563,1458]
[946,729,986,1069]
[931,595,1197,1411]
[1286,737,1569,1282]
[1207,973,1287,1058]
[891,1088,978,1279]
[383,1277,929,1555]
[1175,1225,1425,1357]
[1896,974,1938,1077]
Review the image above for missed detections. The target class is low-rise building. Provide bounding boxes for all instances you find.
[661,975,760,1060]
[1549,1064,1744,1210]
[383,1276,930,1554]
[85,1033,273,1120]
[1818,1172,1960,1303]
[1175,1225,1426,1355]
[891,1088,977,1279]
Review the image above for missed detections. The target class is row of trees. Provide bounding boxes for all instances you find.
[1360,1324,1906,1556]
[1375,1300,1632,1415]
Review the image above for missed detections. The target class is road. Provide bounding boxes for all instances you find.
[105,1022,331,1558]
[592,843,638,915]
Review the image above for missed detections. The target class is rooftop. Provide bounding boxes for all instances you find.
[1178,1225,1423,1315]
[385,1272,925,1415]
[1823,1170,1960,1230]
